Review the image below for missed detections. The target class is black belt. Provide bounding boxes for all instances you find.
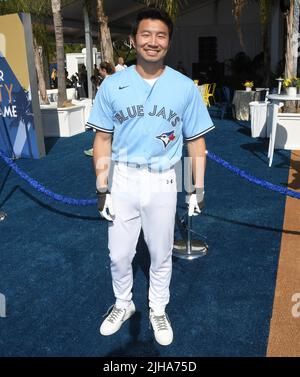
[115,161,174,172]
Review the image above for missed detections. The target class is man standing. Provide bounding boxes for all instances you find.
[115,56,127,72]
[84,62,115,156]
[87,8,214,346]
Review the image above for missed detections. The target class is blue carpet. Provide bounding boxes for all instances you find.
[0,120,290,356]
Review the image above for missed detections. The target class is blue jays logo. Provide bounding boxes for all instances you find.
[156,131,176,148]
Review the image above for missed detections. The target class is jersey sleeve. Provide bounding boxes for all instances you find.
[86,80,114,133]
[182,84,214,141]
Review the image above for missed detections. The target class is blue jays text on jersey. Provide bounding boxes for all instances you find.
[87,65,215,171]
[115,105,181,128]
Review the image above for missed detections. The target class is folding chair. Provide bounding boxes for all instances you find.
[218,86,233,119]
[207,83,216,106]
[198,84,206,103]
[202,84,210,106]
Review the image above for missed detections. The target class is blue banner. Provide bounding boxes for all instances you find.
[0,13,45,159]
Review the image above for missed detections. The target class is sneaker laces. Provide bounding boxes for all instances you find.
[103,305,125,324]
[151,313,170,331]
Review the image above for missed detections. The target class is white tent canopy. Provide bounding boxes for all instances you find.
[46,0,283,96]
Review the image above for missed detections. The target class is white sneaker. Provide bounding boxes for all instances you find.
[100,302,135,336]
[149,309,173,346]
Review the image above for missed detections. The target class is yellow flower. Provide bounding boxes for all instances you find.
[283,77,299,87]
[244,81,254,88]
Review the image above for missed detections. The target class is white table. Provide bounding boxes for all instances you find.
[266,94,300,166]
[232,90,258,121]
[267,94,300,102]
[267,94,300,150]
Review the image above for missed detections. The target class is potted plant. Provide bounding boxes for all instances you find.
[243,81,254,92]
[283,77,298,97]
[297,78,300,95]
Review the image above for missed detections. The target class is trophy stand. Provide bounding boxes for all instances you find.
[173,210,208,260]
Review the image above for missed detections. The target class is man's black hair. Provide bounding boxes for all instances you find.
[131,7,173,39]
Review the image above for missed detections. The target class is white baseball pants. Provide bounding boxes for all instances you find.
[108,163,177,313]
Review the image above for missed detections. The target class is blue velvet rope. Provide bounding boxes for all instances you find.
[1,149,300,206]
[0,150,96,206]
[207,151,300,199]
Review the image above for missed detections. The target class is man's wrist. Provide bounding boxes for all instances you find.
[195,188,204,205]
[195,187,205,198]
[187,187,205,195]
[96,187,110,195]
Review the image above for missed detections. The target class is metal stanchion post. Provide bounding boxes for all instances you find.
[173,150,208,259]
[173,211,208,260]
[0,211,7,221]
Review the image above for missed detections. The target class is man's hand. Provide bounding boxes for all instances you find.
[187,188,205,217]
[97,189,115,221]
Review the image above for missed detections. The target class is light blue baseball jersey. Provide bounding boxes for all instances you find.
[87,65,214,171]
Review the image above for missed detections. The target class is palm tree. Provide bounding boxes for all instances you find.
[0,0,51,104]
[96,0,114,66]
[51,0,67,107]
[283,0,300,78]
[233,0,247,51]
[143,0,188,20]
[95,0,187,70]
[32,23,50,105]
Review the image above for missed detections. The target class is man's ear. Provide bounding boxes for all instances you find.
[129,35,136,49]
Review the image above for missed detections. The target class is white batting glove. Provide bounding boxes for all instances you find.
[96,189,115,222]
[187,188,205,217]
